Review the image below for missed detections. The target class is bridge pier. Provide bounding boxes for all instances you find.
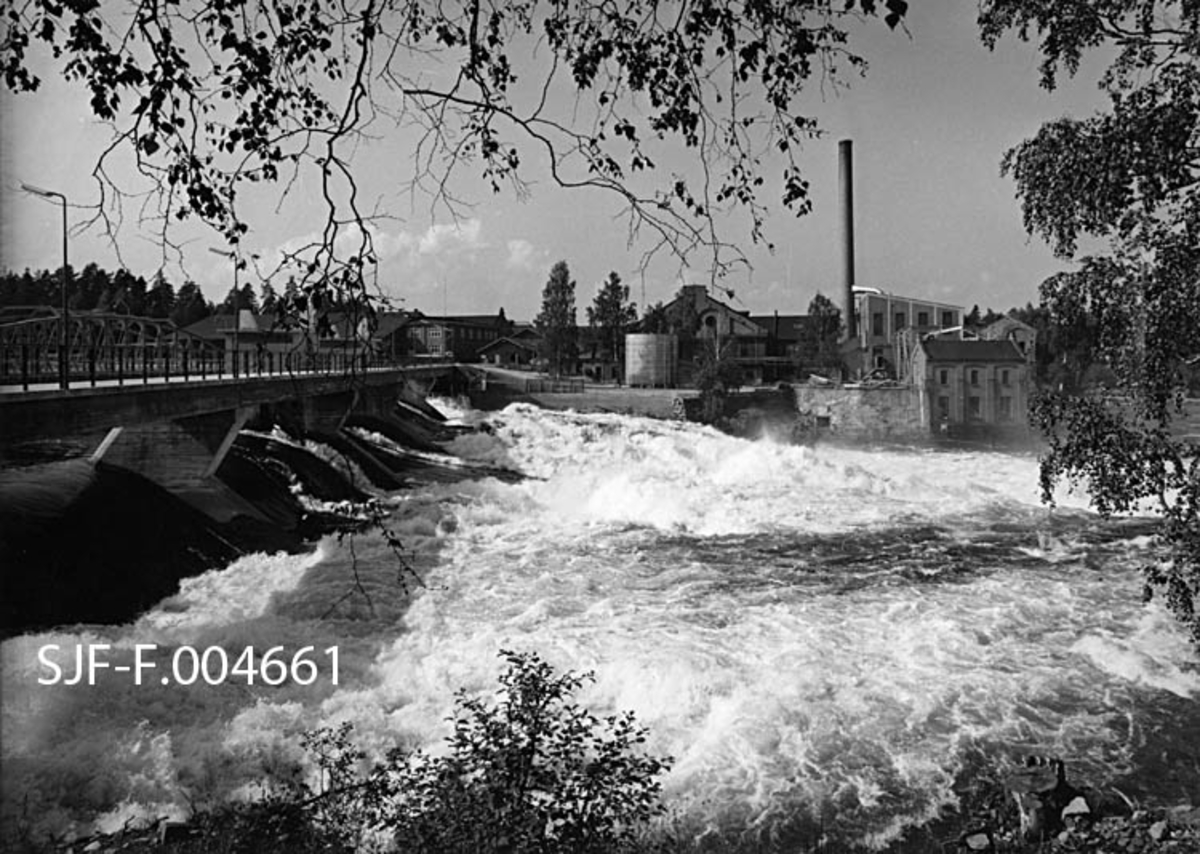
[92,406,268,523]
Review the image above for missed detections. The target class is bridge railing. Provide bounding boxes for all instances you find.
[0,342,436,391]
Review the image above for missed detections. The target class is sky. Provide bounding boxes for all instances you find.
[0,1,1112,323]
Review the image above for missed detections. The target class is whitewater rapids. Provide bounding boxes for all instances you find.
[2,401,1197,850]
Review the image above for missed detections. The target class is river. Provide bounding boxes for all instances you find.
[2,401,1198,850]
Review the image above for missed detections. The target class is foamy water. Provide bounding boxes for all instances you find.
[3,402,1198,849]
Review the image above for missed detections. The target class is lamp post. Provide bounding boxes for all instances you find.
[209,247,241,378]
[21,183,69,389]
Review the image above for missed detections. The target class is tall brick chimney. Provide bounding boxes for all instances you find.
[839,139,857,342]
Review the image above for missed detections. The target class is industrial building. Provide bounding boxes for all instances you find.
[850,287,965,375]
[912,337,1031,432]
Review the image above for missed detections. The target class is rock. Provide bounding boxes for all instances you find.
[1004,755,1074,841]
[959,829,994,851]
[1168,805,1200,828]
[1149,820,1169,841]
[1063,794,1092,829]
[158,820,195,845]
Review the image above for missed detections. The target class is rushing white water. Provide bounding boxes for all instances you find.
[3,402,1198,850]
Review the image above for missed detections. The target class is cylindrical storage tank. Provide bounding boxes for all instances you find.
[625,333,677,387]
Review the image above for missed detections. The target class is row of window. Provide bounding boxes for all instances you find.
[937,395,1016,422]
[410,325,498,342]
[869,309,958,337]
[938,368,1012,386]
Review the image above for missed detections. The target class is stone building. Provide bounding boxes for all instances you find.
[912,338,1031,435]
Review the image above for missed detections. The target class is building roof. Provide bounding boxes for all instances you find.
[479,335,539,354]
[855,289,965,311]
[748,314,810,342]
[409,313,508,328]
[181,315,224,340]
[982,315,1036,335]
[920,338,1026,363]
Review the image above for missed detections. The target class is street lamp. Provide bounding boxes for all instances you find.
[21,183,69,389]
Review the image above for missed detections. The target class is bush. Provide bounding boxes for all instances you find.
[385,649,671,853]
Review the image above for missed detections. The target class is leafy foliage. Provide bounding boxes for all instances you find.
[640,301,670,335]
[535,259,578,377]
[586,271,638,374]
[7,652,670,853]
[793,291,842,377]
[980,0,1200,646]
[388,650,671,853]
[693,338,745,423]
[104,651,670,854]
[3,0,909,307]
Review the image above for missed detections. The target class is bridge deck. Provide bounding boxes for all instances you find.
[0,365,456,447]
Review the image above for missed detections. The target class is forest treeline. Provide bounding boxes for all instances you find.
[0,263,291,329]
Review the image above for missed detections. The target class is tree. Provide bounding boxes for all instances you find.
[693,337,744,423]
[98,269,147,315]
[2,0,909,310]
[640,301,669,334]
[171,281,212,328]
[219,282,260,315]
[965,304,982,329]
[144,271,176,319]
[795,291,842,376]
[535,260,577,377]
[980,0,1200,646]
[74,262,110,311]
[586,271,637,380]
[259,282,280,316]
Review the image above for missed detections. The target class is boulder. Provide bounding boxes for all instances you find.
[1003,756,1077,842]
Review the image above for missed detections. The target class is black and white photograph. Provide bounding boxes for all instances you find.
[1,1,1198,851]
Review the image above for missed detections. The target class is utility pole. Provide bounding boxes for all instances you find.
[21,183,69,389]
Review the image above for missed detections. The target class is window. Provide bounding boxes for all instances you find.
[941,310,954,328]
[968,396,982,419]
[999,397,1013,421]
[1001,369,1010,386]
[872,312,884,336]
[970,369,979,385]
[937,396,950,418]
[895,312,906,332]
[917,311,929,327]
[939,369,949,385]
[430,327,442,339]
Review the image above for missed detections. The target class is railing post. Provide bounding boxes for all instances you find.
[21,343,29,391]
[142,347,149,384]
[117,346,124,386]
[89,347,96,387]
[163,345,171,383]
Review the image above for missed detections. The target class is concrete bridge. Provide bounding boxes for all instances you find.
[0,363,459,521]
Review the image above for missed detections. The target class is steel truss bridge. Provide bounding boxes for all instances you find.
[0,307,417,391]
